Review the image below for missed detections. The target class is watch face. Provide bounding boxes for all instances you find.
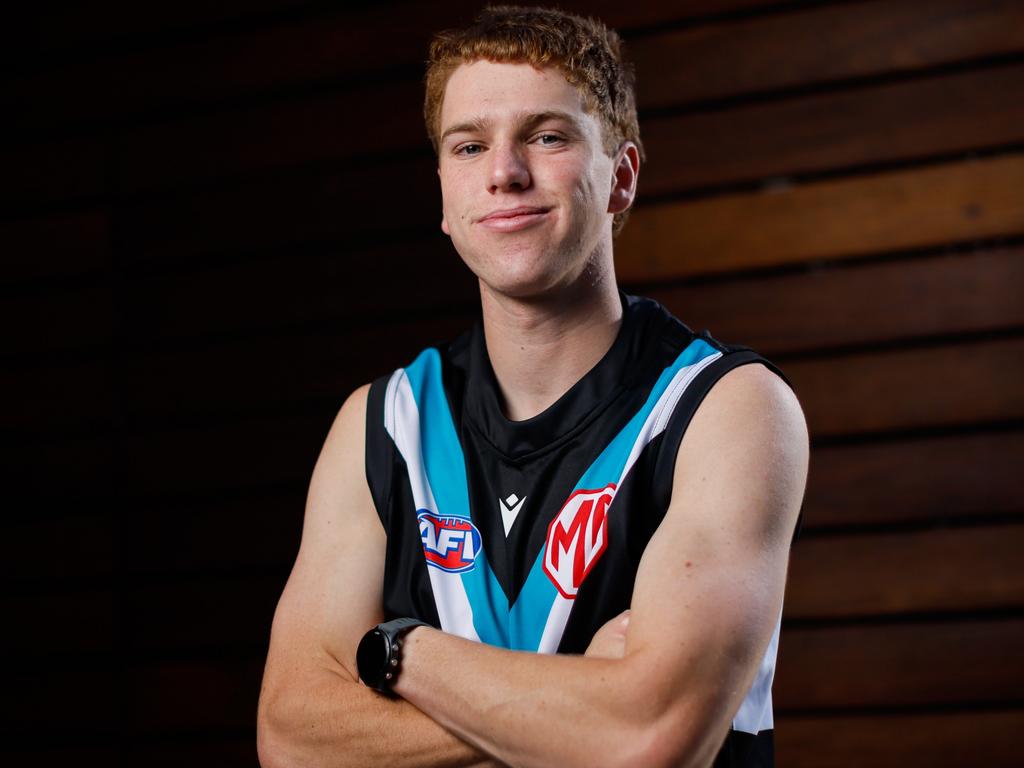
[356,629,389,688]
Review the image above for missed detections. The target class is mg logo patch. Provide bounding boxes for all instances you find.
[418,511,481,573]
[543,483,617,598]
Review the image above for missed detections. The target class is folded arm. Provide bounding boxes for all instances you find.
[256,385,499,768]
[392,364,809,768]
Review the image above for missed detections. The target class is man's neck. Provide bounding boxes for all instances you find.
[479,272,623,422]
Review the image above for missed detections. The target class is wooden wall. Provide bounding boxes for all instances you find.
[4,1,1022,765]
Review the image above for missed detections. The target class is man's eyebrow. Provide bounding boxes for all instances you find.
[439,110,584,145]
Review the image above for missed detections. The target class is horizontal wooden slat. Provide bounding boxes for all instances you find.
[0,137,105,206]
[0,747,119,768]
[122,491,303,575]
[115,315,469,422]
[786,524,1024,619]
[789,336,1024,438]
[3,515,114,582]
[114,78,426,195]
[112,57,1024,198]
[5,0,784,132]
[775,709,1023,768]
[125,741,255,768]
[3,280,116,355]
[775,618,1024,710]
[618,154,1024,281]
[1,359,114,431]
[116,156,439,268]
[126,578,281,653]
[122,414,322,495]
[0,211,110,284]
[8,590,115,652]
[633,0,1024,108]
[119,239,477,342]
[646,246,1024,356]
[804,431,1024,529]
[642,62,1024,196]
[4,661,116,729]
[5,435,115,501]
[128,657,264,731]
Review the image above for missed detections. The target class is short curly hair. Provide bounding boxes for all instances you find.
[424,5,644,233]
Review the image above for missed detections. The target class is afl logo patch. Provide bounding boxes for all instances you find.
[418,511,481,573]
[543,483,617,598]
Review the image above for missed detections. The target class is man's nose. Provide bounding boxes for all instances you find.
[488,143,530,192]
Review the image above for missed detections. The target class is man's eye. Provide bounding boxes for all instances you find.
[456,143,483,156]
[537,134,564,146]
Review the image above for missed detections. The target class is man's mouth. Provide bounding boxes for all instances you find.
[477,207,550,232]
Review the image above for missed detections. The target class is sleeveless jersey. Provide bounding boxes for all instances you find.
[365,293,790,767]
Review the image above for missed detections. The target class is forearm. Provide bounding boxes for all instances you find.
[394,629,677,768]
[258,666,502,768]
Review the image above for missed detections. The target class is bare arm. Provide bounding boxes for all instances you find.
[256,385,498,768]
[391,364,809,768]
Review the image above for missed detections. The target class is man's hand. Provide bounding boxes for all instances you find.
[584,610,630,660]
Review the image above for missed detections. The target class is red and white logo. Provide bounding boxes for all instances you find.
[543,483,617,598]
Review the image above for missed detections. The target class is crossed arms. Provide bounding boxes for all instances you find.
[256,363,808,768]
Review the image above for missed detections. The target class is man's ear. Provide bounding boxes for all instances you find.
[607,142,640,215]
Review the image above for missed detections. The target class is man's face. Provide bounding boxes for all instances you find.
[437,60,625,299]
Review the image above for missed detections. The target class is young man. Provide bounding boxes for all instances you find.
[257,7,808,768]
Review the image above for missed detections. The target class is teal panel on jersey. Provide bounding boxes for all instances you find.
[405,348,509,647]
[508,338,720,651]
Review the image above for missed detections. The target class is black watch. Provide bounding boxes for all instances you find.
[356,618,429,693]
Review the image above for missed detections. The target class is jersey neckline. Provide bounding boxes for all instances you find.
[452,292,682,460]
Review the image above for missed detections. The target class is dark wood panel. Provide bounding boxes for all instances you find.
[776,709,1023,768]
[775,618,1024,710]
[4,661,116,729]
[1,358,114,431]
[128,657,264,731]
[8,590,115,652]
[122,491,303,575]
[618,154,1024,281]
[633,0,1024,108]
[3,280,115,355]
[126,578,281,653]
[641,63,1024,196]
[122,414,322,496]
[116,156,439,268]
[646,246,1024,356]
[115,78,426,195]
[119,239,477,344]
[0,211,110,284]
[804,431,1024,529]
[6,435,115,501]
[0,747,120,768]
[789,337,1024,438]
[112,58,1024,199]
[786,524,1024,619]
[125,741,255,768]
[16,0,319,56]
[0,137,105,206]
[6,0,783,132]
[117,314,470,422]
[3,515,115,583]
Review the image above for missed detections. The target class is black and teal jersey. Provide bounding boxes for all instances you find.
[365,293,790,766]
